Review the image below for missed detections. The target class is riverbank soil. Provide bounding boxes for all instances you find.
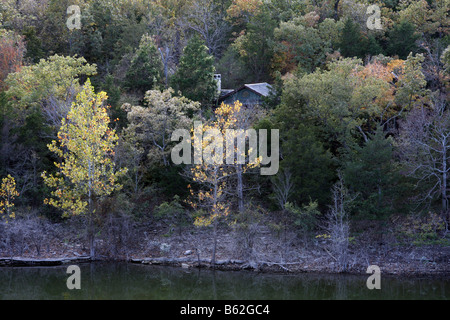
[0,213,449,275]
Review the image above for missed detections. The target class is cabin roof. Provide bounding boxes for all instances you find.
[219,82,273,101]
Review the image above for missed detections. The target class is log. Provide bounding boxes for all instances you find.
[130,257,246,268]
[0,256,91,267]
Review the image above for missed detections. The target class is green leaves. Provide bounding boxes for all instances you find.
[5,54,97,121]
[124,87,200,167]
[171,35,217,105]
[124,34,163,93]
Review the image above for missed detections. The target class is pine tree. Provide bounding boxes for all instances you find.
[339,18,363,58]
[386,21,418,59]
[343,126,398,219]
[170,35,217,106]
[125,34,163,93]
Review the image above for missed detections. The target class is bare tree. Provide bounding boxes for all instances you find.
[397,93,450,218]
[323,174,356,272]
[271,168,294,210]
[41,85,77,130]
[181,0,231,58]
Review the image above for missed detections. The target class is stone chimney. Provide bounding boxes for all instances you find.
[214,74,221,96]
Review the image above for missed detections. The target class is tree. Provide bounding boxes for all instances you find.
[322,174,355,272]
[123,88,200,167]
[124,34,164,94]
[0,29,25,91]
[41,80,127,258]
[394,53,428,110]
[226,0,263,25]
[182,0,231,58]
[0,174,19,223]
[231,9,276,82]
[187,101,260,266]
[386,20,419,59]
[5,54,97,126]
[343,126,398,219]
[170,35,218,106]
[22,26,44,63]
[272,15,343,74]
[339,18,364,58]
[397,94,450,217]
[442,45,450,80]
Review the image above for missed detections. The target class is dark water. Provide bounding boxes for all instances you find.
[0,262,448,300]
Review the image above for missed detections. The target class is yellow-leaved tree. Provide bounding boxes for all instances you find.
[41,79,127,258]
[188,101,260,266]
[0,174,19,223]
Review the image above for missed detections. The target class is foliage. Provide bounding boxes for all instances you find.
[343,126,398,219]
[231,9,276,82]
[0,0,449,260]
[5,54,97,123]
[395,212,449,246]
[41,79,127,217]
[154,195,190,236]
[123,88,200,167]
[188,101,242,226]
[0,174,19,223]
[124,34,163,93]
[285,200,320,233]
[386,20,419,59]
[338,18,383,59]
[273,15,343,74]
[0,29,25,91]
[170,35,218,105]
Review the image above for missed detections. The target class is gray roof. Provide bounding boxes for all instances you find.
[219,89,234,98]
[244,83,273,97]
[219,82,273,101]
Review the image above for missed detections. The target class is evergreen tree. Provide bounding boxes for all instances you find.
[339,18,363,58]
[22,27,44,64]
[363,34,384,57]
[269,101,335,208]
[343,127,398,219]
[170,35,218,106]
[386,21,419,59]
[282,123,335,207]
[125,34,163,93]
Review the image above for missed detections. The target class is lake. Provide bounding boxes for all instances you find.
[0,262,448,300]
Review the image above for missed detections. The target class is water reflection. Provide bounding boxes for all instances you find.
[0,262,448,300]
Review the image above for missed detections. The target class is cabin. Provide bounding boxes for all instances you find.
[218,82,273,107]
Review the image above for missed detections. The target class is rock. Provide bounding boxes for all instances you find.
[181,263,190,269]
[160,243,171,253]
[184,250,192,256]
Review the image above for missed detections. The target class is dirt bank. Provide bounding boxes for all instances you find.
[1,216,449,276]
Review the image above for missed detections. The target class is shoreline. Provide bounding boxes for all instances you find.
[1,255,449,278]
[1,215,449,277]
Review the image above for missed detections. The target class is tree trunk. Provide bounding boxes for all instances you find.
[237,164,244,213]
[211,220,217,268]
[88,161,95,259]
[88,210,96,259]
[442,141,448,216]
[334,0,341,20]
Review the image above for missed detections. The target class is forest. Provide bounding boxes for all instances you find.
[0,0,449,274]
